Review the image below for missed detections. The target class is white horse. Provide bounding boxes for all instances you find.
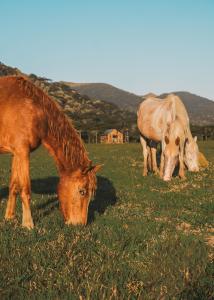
[137,94,199,180]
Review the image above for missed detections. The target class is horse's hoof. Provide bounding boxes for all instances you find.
[4,213,15,220]
[154,170,160,176]
[22,219,34,230]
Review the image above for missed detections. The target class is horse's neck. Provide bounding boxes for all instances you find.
[43,135,90,175]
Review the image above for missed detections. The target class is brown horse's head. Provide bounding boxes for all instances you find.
[184,136,199,172]
[163,135,180,181]
[58,165,102,225]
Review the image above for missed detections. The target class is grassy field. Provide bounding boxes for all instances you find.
[0,141,213,299]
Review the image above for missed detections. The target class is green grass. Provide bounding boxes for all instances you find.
[0,141,213,299]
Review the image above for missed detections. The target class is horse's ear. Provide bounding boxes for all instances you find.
[91,164,103,173]
[194,136,197,142]
[165,136,169,144]
[82,164,103,175]
[175,137,180,146]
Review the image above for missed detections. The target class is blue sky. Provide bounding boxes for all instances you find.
[1,0,214,98]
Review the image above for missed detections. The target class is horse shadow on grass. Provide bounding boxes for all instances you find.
[0,176,117,224]
[31,177,59,221]
[0,177,59,202]
[33,175,117,223]
[0,186,9,201]
[88,176,117,223]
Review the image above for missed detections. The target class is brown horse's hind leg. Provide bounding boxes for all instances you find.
[6,152,34,229]
[5,156,19,220]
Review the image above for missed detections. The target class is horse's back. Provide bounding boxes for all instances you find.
[0,77,47,153]
[173,95,189,127]
[137,96,176,142]
[169,117,186,141]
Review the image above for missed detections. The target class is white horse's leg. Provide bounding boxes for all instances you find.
[151,146,159,175]
[159,141,165,178]
[178,140,186,179]
[140,136,149,176]
[147,146,152,171]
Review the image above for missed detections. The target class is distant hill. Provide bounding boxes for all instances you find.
[0,62,213,136]
[0,62,22,77]
[65,82,214,126]
[0,62,138,137]
[158,92,214,126]
[63,82,142,112]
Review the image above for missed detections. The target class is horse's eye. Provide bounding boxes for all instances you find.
[79,188,86,196]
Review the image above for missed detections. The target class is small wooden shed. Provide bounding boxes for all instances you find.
[100,129,124,144]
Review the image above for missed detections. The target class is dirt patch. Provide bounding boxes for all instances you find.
[154,216,170,223]
[176,222,202,235]
[176,222,191,231]
[205,235,214,248]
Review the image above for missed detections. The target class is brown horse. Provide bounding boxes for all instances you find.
[0,76,101,229]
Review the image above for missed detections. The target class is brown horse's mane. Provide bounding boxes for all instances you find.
[2,75,90,172]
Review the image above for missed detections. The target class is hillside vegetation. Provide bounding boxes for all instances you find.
[0,62,214,136]
[64,82,142,112]
[159,91,214,125]
[65,82,214,125]
[0,63,137,136]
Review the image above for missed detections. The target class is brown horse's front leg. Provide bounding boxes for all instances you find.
[19,154,34,229]
[6,152,34,229]
[5,182,18,220]
[21,186,34,229]
[5,156,19,220]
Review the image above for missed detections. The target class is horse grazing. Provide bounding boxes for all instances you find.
[160,118,186,181]
[0,76,101,229]
[137,94,199,180]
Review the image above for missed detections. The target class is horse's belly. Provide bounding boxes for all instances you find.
[0,145,11,154]
[140,120,163,142]
[138,104,164,142]
[0,100,44,152]
[145,129,162,142]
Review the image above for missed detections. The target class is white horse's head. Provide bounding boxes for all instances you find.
[163,135,180,181]
[184,136,199,172]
